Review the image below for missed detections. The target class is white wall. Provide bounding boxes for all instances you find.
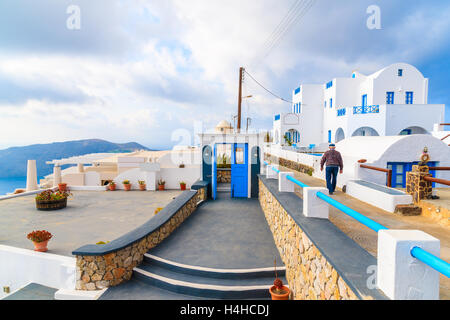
[0,245,75,299]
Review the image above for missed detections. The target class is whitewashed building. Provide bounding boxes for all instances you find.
[273,63,446,147]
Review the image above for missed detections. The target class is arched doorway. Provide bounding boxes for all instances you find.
[284,129,301,145]
[398,126,429,135]
[351,127,379,137]
[335,128,345,142]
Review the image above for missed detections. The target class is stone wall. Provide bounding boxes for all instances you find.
[265,153,314,176]
[217,169,231,183]
[406,165,432,204]
[259,180,358,300]
[75,191,201,291]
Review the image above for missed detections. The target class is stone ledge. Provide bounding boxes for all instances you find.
[73,190,201,290]
[258,175,388,300]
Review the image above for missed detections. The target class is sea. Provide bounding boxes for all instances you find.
[0,177,29,195]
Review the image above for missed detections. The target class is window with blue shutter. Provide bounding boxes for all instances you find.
[386,92,394,104]
[398,69,403,77]
[406,92,414,104]
[330,98,333,109]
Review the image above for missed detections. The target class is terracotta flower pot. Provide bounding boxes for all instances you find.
[139,184,146,191]
[58,183,67,192]
[124,184,132,191]
[33,240,49,252]
[180,184,186,191]
[269,286,290,300]
[109,184,116,191]
[158,185,165,191]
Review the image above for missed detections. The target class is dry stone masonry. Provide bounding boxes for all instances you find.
[265,153,314,176]
[406,165,433,204]
[259,180,358,300]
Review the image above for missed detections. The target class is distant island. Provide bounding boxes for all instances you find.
[0,139,152,178]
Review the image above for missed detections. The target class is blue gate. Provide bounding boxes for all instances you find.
[231,143,248,198]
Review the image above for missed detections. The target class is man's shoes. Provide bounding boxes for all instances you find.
[329,192,333,195]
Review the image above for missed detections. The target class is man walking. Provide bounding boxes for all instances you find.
[320,144,343,195]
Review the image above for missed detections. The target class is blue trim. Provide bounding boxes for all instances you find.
[411,247,450,278]
[294,87,301,95]
[326,81,333,89]
[328,130,332,143]
[274,114,280,121]
[362,94,367,107]
[330,98,333,109]
[398,69,403,77]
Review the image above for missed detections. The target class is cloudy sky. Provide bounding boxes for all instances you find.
[0,0,449,150]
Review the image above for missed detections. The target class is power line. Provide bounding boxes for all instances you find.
[244,69,292,104]
[252,0,316,68]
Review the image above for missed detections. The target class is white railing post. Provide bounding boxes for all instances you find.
[266,165,279,179]
[303,187,329,219]
[278,172,294,193]
[377,230,440,300]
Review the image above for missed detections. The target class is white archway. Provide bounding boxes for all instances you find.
[335,128,345,142]
[398,126,429,135]
[351,127,380,137]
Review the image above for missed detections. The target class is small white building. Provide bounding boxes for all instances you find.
[273,63,446,147]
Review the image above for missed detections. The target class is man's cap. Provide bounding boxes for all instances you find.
[329,143,336,147]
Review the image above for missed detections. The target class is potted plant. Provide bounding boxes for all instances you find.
[179,163,185,168]
[35,190,70,211]
[27,230,53,252]
[180,181,187,191]
[109,181,116,191]
[158,179,165,191]
[58,183,67,192]
[269,259,290,300]
[138,180,146,191]
[123,180,132,191]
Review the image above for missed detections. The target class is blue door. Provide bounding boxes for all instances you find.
[387,162,438,188]
[362,94,367,107]
[212,144,217,200]
[231,143,248,198]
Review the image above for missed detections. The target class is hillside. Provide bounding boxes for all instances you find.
[0,139,152,178]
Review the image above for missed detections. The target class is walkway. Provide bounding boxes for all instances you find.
[279,165,450,300]
[101,191,284,300]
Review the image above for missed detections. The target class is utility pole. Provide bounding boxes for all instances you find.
[237,67,244,133]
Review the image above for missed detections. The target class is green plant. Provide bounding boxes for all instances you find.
[307,169,313,176]
[123,180,131,185]
[138,180,146,185]
[158,179,165,186]
[180,181,186,185]
[27,230,53,243]
[35,190,70,201]
[109,181,116,186]
[96,241,110,245]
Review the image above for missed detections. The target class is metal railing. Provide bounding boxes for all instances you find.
[424,176,450,187]
[263,161,450,278]
[359,164,393,188]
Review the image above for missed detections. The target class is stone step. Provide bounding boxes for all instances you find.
[133,256,287,299]
[143,253,286,279]
[394,204,422,216]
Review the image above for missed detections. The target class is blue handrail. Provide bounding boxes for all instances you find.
[272,167,280,174]
[316,191,388,233]
[286,174,309,188]
[263,165,449,278]
[411,247,450,278]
